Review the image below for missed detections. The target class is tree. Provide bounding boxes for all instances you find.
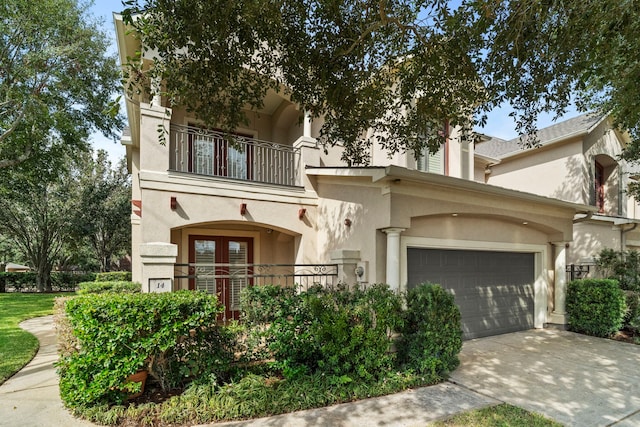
[0,0,122,168]
[0,151,80,291]
[73,151,131,272]
[121,1,640,168]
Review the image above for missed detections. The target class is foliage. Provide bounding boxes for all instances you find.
[58,291,233,408]
[0,154,82,291]
[73,369,432,426]
[94,271,133,282]
[242,284,403,381]
[0,0,122,168]
[596,248,640,292]
[71,152,131,272]
[432,403,563,427]
[566,279,626,337]
[0,293,65,384]
[77,281,140,295]
[122,1,640,167]
[397,283,462,376]
[623,291,640,334]
[0,271,94,292]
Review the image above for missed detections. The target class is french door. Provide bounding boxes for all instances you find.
[188,235,254,321]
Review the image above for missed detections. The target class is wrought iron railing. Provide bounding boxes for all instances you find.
[169,125,300,186]
[174,263,339,322]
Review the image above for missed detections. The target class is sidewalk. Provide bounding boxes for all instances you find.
[0,316,497,427]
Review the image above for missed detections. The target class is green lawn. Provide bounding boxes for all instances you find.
[0,293,68,384]
[431,404,563,427]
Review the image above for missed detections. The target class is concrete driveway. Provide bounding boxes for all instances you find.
[449,329,640,427]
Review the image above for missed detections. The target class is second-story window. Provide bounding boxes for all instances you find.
[595,161,605,213]
[416,144,445,174]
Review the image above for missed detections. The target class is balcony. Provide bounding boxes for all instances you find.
[169,125,301,186]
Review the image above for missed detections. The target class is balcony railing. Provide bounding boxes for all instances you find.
[174,262,339,322]
[169,125,300,186]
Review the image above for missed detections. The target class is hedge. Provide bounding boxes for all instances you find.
[566,279,626,337]
[94,271,132,282]
[0,271,96,292]
[77,281,141,294]
[397,283,463,376]
[57,291,233,408]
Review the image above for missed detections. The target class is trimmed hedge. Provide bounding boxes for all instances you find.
[242,284,403,381]
[94,271,132,282]
[57,291,233,408]
[566,279,626,337]
[0,271,96,292]
[397,283,462,376]
[77,281,141,294]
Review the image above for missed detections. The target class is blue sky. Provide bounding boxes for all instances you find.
[88,0,579,164]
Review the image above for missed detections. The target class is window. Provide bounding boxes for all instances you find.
[416,144,445,174]
[595,161,605,213]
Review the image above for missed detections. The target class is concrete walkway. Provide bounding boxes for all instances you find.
[449,329,640,427]
[5,317,640,427]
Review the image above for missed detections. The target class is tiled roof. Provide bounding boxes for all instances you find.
[476,112,605,159]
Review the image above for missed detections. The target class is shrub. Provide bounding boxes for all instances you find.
[77,281,141,294]
[397,283,462,378]
[58,291,233,408]
[241,284,403,381]
[566,279,626,337]
[596,249,640,291]
[95,271,132,282]
[624,290,640,333]
[51,272,97,290]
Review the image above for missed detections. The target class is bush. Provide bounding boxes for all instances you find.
[77,281,141,294]
[596,249,640,291]
[397,283,462,378]
[58,291,233,408]
[95,271,132,282]
[241,284,403,381]
[624,290,640,333]
[566,279,626,337]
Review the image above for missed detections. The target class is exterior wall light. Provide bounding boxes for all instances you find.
[298,208,306,219]
[344,218,352,227]
[170,196,177,210]
[240,203,247,215]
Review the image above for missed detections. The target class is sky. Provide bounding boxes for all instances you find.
[88,0,580,164]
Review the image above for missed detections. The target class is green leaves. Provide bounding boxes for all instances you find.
[58,291,231,408]
[566,279,627,338]
[0,0,123,168]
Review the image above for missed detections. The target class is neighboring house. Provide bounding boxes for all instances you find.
[476,113,640,277]
[114,14,591,339]
[4,262,30,273]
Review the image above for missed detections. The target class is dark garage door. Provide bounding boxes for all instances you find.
[407,248,535,340]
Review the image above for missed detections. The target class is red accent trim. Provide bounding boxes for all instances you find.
[132,200,142,209]
[444,120,450,176]
[133,210,142,217]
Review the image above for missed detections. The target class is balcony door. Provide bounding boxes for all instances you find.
[188,235,254,321]
[188,126,254,180]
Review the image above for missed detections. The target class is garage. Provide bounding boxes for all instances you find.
[407,248,535,340]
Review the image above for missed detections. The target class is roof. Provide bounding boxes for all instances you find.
[476,112,606,159]
[306,165,595,214]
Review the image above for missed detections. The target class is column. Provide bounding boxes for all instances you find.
[140,242,178,293]
[303,110,312,138]
[330,249,361,287]
[383,228,405,292]
[550,242,567,324]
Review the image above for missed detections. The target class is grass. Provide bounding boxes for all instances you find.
[431,403,563,427]
[0,292,68,384]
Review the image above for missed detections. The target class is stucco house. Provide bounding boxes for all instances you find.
[114,14,594,339]
[476,113,640,279]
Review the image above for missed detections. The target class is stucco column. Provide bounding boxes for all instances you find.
[383,228,405,293]
[550,242,568,324]
[303,110,312,138]
[330,249,361,287]
[140,242,178,293]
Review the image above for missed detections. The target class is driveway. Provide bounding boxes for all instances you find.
[449,329,640,427]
